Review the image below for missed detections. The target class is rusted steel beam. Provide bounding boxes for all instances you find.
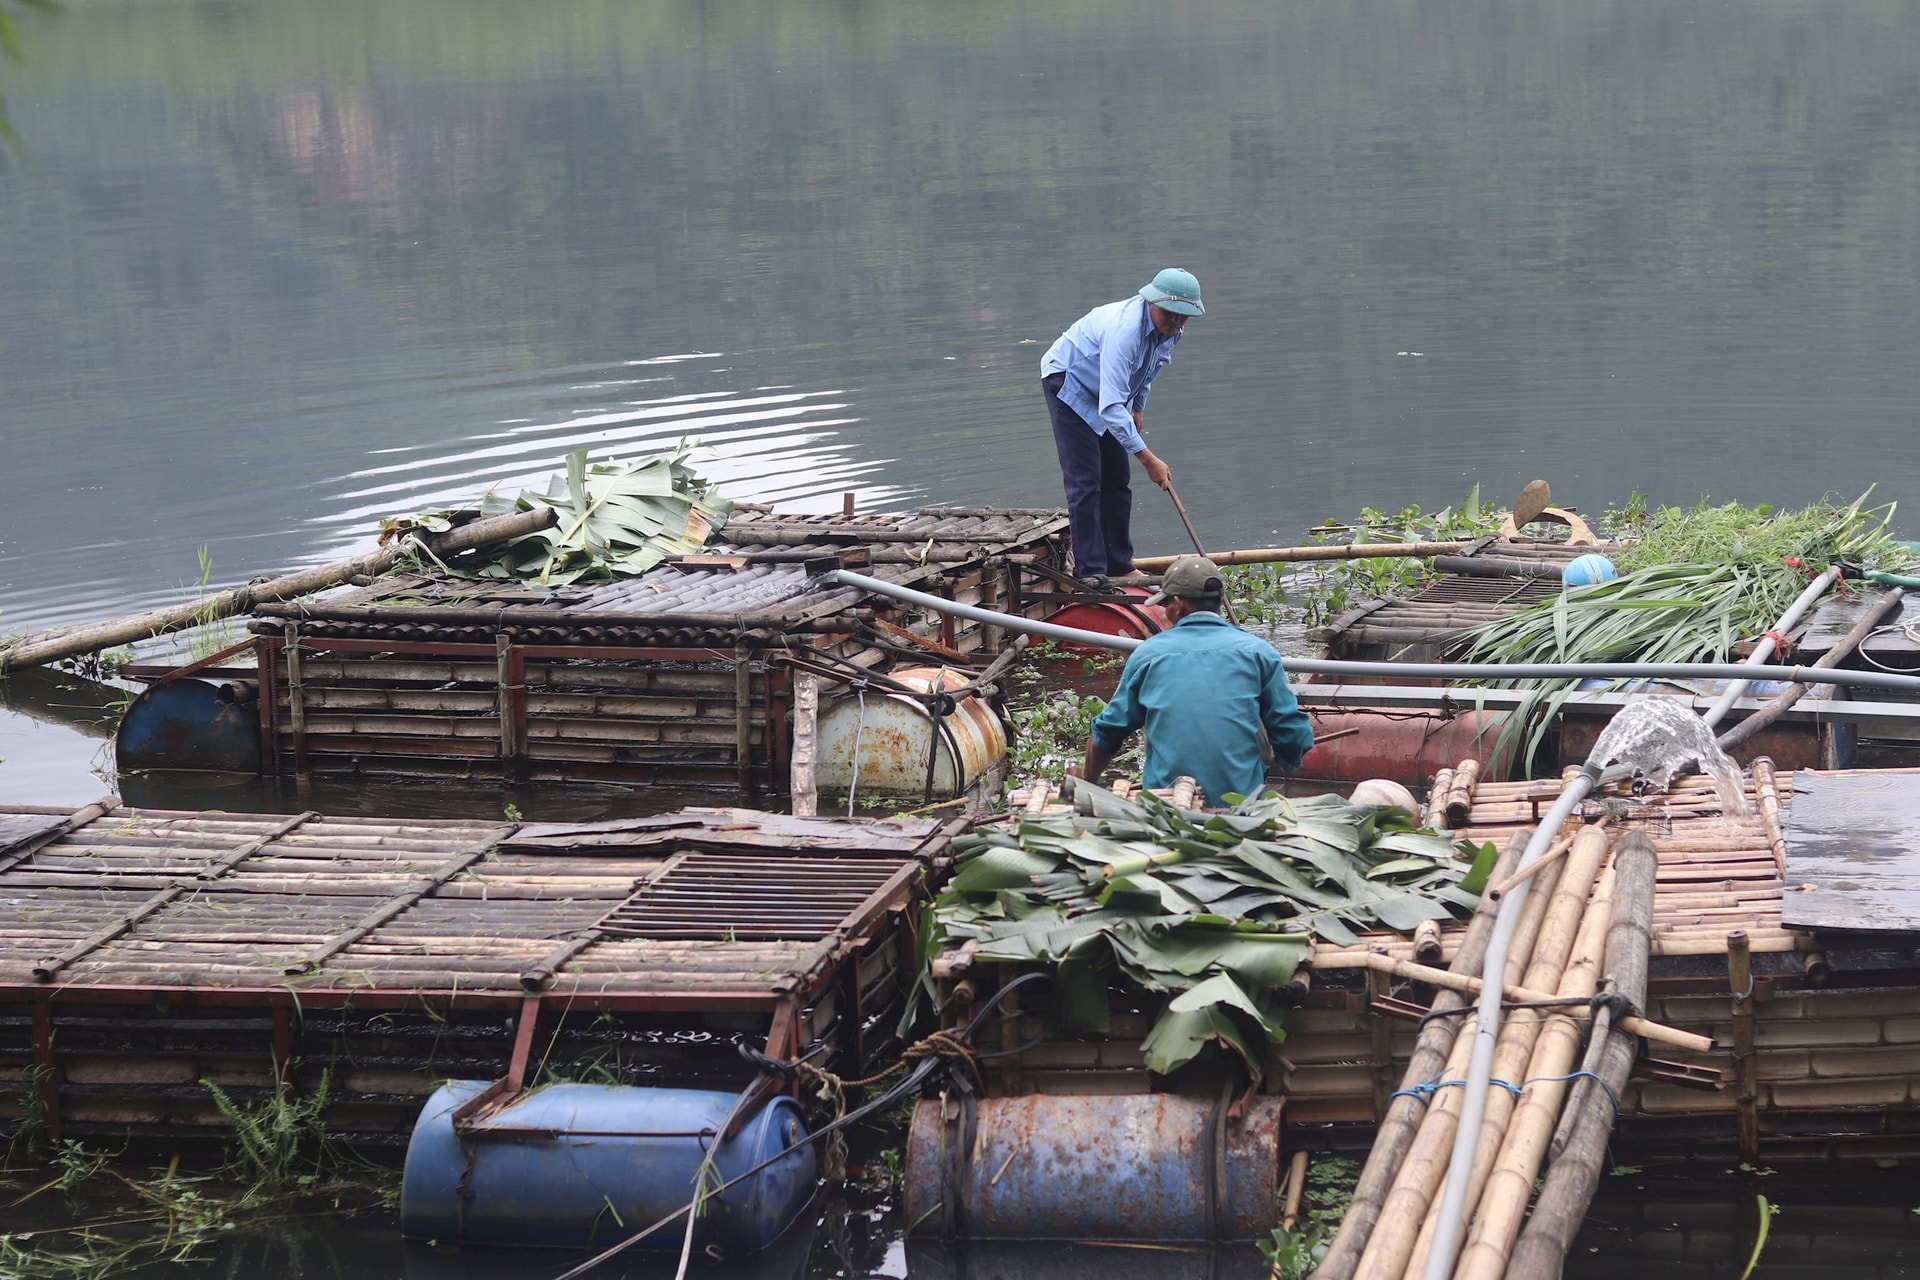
[449,992,546,1132]
[519,853,689,992]
[272,1005,295,1086]
[256,636,280,779]
[2,984,786,1013]
[199,810,317,879]
[32,1000,59,1138]
[725,523,1020,544]
[735,644,755,798]
[284,624,309,778]
[253,602,873,629]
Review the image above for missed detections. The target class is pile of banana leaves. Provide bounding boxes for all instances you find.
[384,443,732,585]
[932,782,1495,1077]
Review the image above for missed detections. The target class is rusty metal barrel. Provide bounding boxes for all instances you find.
[903,1093,1284,1241]
[1040,587,1169,649]
[815,666,1008,798]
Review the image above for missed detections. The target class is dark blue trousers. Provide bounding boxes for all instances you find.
[1042,372,1133,577]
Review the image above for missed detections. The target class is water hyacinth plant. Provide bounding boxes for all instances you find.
[930,781,1495,1078]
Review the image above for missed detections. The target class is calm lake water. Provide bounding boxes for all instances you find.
[6,0,1920,1272]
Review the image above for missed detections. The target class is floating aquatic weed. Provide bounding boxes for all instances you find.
[1589,699,1747,813]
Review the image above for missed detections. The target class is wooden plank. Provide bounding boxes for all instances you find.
[283,835,511,974]
[30,811,320,981]
[791,672,820,819]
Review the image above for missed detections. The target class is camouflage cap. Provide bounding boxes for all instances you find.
[1146,554,1225,605]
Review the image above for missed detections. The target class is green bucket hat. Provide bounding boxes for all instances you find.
[1147,554,1225,605]
[1140,267,1204,317]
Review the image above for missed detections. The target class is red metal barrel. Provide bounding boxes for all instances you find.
[1042,588,1168,648]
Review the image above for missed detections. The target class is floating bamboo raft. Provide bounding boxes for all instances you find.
[132,505,1072,795]
[0,802,955,1143]
[962,766,1920,1167]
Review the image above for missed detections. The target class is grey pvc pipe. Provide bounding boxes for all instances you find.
[1422,762,1602,1280]
[1701,566,1839,729]
[823,569,1920,696]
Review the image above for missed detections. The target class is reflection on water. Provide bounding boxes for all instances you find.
[35,1166,1920,1278]
[1566,1167,1920,1277]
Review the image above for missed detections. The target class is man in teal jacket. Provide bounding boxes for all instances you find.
[1084,555,1314,804]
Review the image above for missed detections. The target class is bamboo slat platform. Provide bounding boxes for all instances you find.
[129,505,1073,794]
[968,767,1920,1161]
[1313,538,1613,663]
[0,802,956,1143]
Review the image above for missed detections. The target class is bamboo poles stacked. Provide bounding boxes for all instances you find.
[1313,834,1526,1279]
[1318,823,1622,1280]
[1509,831,1660,1278]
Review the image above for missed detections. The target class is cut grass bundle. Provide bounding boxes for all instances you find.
[1466,493,1913,772]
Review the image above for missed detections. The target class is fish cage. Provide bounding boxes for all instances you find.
[0,803,957,1145]
[117,506,1078,798]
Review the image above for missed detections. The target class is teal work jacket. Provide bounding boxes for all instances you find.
[1089,613,1314,803]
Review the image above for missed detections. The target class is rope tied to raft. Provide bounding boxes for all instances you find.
[742,1028,987,1178]
[1390,1068,1619,1112]
[547,975,1046,1280]
[1416,993,1598,1030]
[1758,629,1795,660]
[1392,1076,1524,1103]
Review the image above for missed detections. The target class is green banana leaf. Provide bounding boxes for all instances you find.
[417,443,735,585]
[929,779,1488,1076]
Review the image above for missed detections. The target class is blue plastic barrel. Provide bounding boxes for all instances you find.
[401,1081,816,1253]
[115,679,261,774]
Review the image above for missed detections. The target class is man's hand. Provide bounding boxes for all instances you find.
[1084,737,1114,785]
[1137,449,1173,491]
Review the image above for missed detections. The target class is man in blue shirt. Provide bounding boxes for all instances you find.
[1084,555,1315,805]
[1040,268,1204,578]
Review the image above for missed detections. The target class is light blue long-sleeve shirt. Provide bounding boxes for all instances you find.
[1040,295,1182,454]
[1090,613,1315,804]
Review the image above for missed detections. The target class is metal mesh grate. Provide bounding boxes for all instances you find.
[595,851,917,941]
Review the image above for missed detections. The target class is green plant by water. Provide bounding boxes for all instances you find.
[0,1071,397,1280]
[1259,1156,1359,1279]
[1468,491,1916,772]
[1243,486,1510,630]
